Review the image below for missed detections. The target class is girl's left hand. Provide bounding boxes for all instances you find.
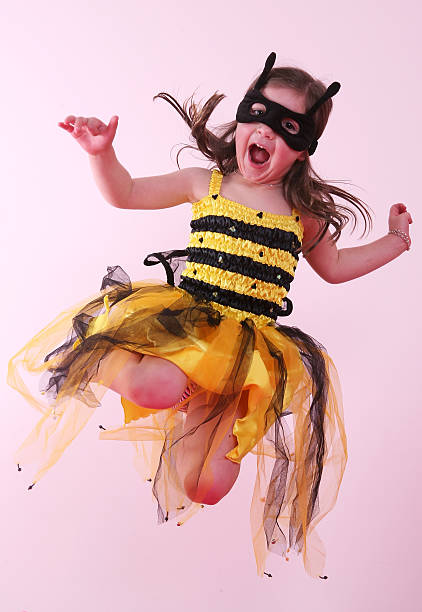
[388,203,413,234]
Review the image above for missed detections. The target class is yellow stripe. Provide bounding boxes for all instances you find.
[188,231,298,276]
[196,169,304,242]
[192,198,303,241]
[181,261,287,307]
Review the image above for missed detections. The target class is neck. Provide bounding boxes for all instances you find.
[234,171,282,190]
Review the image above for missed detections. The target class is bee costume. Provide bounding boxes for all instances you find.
[8,54,347,580]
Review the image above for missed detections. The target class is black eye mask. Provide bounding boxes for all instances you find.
[236,52,341,155]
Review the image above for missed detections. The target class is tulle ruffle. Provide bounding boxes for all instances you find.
[8,263,347,578]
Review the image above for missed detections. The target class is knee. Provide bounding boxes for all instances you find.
[184,462,240,505]
[184,474,224,505]
[128,356,188,409]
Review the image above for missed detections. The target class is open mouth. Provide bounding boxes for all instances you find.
[248,143,270,165]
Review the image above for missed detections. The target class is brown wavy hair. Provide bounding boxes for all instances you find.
[154,65,373,253]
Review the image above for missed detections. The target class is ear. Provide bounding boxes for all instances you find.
[297,151,307,162]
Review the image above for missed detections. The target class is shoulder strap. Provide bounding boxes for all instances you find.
[208,168,223,197]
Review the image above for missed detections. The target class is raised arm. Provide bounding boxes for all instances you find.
[301,204,413,284]
[89,146,201,210]
[58,114,203,209]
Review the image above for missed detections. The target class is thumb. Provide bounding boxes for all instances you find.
[107,115,119,138]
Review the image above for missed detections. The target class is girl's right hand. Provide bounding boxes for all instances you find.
[58,115,119,156]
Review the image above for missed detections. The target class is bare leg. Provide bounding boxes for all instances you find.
[97,349,244,502]
[96,348,189,409]
[182,392,247,505]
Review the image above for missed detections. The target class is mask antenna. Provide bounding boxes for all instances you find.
[255,52,276,90]
[308,82,341,115]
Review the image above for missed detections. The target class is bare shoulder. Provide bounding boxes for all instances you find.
[189,167,213,202]
[169,166,211,203]
[300,213,322,250]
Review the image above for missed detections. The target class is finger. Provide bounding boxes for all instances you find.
[390,203,406,216]
[64,115,76,125]
[96,122,106,133]
[398,210,411,221]
[73,117,88,136]
[87,117,105,135]
[58,121,74,132]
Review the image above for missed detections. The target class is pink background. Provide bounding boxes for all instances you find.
[2,1,421,610]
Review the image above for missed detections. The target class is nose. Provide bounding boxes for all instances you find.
[255,124,274,139]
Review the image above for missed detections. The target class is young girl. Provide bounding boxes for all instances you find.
[8,52,412,580]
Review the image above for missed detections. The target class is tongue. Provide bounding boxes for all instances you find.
[250,144,269,164]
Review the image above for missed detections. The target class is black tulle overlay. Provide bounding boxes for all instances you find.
[8,253,347,579]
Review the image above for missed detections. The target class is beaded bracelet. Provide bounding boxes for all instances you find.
[388,229,411,251]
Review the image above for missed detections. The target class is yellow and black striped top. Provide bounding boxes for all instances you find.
[179,169,304,328]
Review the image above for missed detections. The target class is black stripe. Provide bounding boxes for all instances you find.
[191,215,301,257]
[178,276,292,320]
[187,247,294,290]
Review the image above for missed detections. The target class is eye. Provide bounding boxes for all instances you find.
[249,102,267,117]
[281,118,300,135]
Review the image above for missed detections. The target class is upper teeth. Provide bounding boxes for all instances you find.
[255,144,265,149]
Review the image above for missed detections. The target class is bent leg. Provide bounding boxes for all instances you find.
[96,348,189,409]
[182,392,248,505]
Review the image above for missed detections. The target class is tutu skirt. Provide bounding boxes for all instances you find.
[8,260,347,578]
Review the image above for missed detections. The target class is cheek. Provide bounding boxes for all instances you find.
[274,138,299,163]
[235,125,253,153]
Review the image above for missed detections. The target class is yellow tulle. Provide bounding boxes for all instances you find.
[8,279,347,578]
